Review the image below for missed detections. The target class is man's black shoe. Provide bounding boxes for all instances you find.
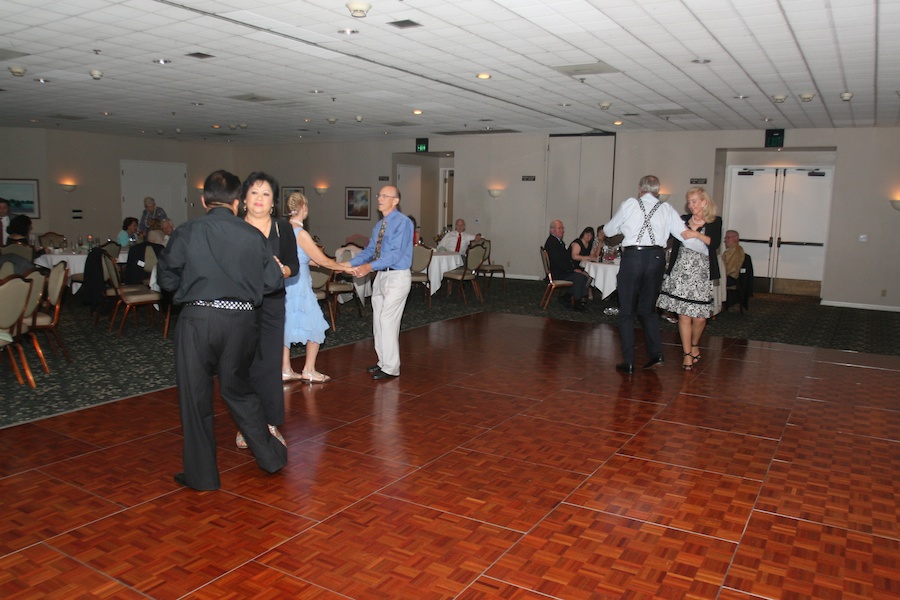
[643,355,665,370]
[366,365,381,373]
[615,362,634,374]
[372,371,398,380]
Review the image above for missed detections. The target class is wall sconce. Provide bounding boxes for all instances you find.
[658,193,670,202]
[487,188,503,198]
[891,199,900,211]
[60,183,77,192]
[315,186,328,196]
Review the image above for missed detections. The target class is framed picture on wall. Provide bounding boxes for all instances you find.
[281,186,304,216]
[0,179,40,219]
[345,187,371,220]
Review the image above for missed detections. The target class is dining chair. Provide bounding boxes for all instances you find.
[30,260,72,363]
[0,261,15,279]
[20,270,50,374]
[102,253,162,336]
[442,242,487,305]
[539,247,574,309]
[409,244,433,307]
[309,266,336,331]
[475,238,506,289]
[2,243,35,262]
[38,231,66,248]
[0,274,36,387]
[325,249,363,331]
[725,254,753,313]
[99,241,121,260]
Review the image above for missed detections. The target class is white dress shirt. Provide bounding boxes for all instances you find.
[604,194,686,247]
[438,230,476,253]
[0,215,9,246]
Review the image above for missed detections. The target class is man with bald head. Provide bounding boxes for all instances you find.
[544,219,589,311]
[348,186,414,379]
[439,218,481,253]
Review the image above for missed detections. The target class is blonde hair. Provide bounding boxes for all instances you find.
[685,187,717,223]
[286,191,308,216]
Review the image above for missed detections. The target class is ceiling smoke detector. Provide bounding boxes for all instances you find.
[840,92,853,101]
[346,2,371,17]
[772,94,786,103]
[90,69,103,80]
[799,93,815,102]
[8,66,26,77]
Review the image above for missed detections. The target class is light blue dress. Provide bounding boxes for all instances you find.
[284,226,329,346]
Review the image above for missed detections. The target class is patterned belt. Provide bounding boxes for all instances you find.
[187,299,255,311]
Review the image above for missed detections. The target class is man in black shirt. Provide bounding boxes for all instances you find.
[157,170,287,491]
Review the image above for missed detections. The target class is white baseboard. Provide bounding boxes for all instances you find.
[820,300,900,313]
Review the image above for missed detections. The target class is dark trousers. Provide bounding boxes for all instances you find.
[248,293,286,426]
[175,305,287,490]
[616,247,666,363]
[560,271,589,301]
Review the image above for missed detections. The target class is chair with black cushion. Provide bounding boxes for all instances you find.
[123,241,163,285]
[442,242,487,304]
[409,244,433,307]
[0,274,35,387]
[475,238,506,290]
[31,261,71,362]
[539,247,574,309]
[725,254,754,313]
[20,269,50,374]
[39,231,66,249]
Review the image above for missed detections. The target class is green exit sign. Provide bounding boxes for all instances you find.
[415,138,429,153]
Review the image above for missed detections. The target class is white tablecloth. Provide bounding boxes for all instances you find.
[335,245,372,305]
[580,259,620,299]
[711,255,726,316]
[34,249,129,292]
[428,252,463,295]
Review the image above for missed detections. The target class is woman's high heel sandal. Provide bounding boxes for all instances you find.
[681,352,694,371]
[691,345,701,363]
[301,369,331,384]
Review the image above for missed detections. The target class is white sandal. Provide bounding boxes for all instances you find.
[301,369,331,384]
[235,430,248,449]
[282,370,303,381]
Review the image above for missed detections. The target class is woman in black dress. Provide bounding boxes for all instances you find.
[236,172,299,448]
[569,226,596,301]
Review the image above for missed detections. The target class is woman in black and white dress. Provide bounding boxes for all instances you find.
[656,187,722,370]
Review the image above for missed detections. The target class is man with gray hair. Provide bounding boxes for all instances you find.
[603,175,687,373]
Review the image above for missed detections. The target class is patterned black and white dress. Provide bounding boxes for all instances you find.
[657,221,714,318]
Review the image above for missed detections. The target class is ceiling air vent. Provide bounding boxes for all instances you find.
[388,20,422,29]
[186,52,215,59]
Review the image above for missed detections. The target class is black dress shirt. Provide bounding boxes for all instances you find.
[157,207,283,306]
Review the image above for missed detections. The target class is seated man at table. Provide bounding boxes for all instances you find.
[438,218,481,253]
[545,219,588,311]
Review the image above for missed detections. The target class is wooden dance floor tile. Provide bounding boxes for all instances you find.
[724,512,900,599]
[49,491,312,598]
[2,312,898,598]
[462,414,631,474]
[486,504,735,599]
[381,449,586,532]
[260,494,522,599]
[0,544,146,599]
[567,454,761,542]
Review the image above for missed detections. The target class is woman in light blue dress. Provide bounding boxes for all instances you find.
[282,192,354,383]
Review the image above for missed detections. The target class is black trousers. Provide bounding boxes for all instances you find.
[615,247,666,364]
[175,305,287,490]
[249,293,286,426]
[560,271,589,301]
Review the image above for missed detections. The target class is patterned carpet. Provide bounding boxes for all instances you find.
[2,277,897,427]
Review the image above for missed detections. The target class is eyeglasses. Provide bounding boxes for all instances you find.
[377,194,398,199]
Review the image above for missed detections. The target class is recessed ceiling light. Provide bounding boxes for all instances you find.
[100,111,112,116]
[691,59,711,64]
[34,77,50,84]
[28,118,39,123]
[614,120,623,126]
[412,109,423,115]
[337,29,359,34]
[191,102,204,106]
[559,103,571,107]
[310,90,323,94]
[476,73,491,80]
[303,118,312,122]
[153,59,172,65]
[211,124,221,129]
[761,117,772,122]
[734,95,748,100]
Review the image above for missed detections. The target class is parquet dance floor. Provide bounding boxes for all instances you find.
[1,312,898,599]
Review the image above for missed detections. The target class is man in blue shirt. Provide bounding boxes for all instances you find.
[348,186,413,380]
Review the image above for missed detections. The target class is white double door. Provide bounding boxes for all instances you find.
[725,166,833,291]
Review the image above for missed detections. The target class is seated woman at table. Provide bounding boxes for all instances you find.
[116,217,142,246]
[3,215,42,259]
[569,226,596,301]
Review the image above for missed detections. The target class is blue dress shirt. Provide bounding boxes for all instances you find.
[350,210,413,271]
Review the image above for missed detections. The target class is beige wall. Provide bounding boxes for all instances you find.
[2,125,897,310]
